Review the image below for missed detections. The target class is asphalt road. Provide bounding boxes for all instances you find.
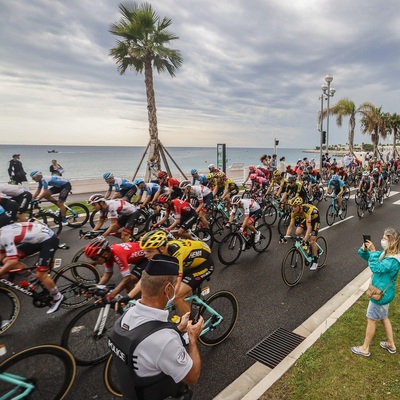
[1,188,399,399]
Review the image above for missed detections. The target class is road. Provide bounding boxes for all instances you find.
[1,188,399,399]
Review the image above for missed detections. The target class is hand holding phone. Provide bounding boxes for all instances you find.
[189,301,201,325]
[363,234,371,243]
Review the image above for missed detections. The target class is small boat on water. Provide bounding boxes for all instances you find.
[48,149,58,153]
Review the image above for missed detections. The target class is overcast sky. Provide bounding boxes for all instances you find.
[1,0,400,148]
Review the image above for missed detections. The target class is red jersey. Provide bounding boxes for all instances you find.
[105,242,145,277]
[167,199,194,219]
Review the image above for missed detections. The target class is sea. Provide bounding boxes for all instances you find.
[0,144,313,184]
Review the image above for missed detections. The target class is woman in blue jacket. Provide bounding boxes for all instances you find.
[352,227,400,357]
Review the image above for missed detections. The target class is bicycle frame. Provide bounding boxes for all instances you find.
[0,372,35,400]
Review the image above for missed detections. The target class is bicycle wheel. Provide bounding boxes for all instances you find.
[277,213,291,236]
[209,212,226,243]
[262,204,278,226]
[198,290,239,346]
[357,199,366,218]
[325,205,336,226]
[385,184,391,198]
[339,200,347,220]
[0,287,20,335]
[53,262,100,309]
[316,236,328,268]
[0,344,76,400]
[70,246,93,265]
[131,209,148,238]
[253,223,272,252]
[241,190,251,199]
[144,212,170,231]
[61,304,119,366]
[66,202,90,228]
[194,228,214,248]
[36,210,63,235]
[104,354,122,397]
[90,209,111,229]
[343,185,350,201]
[217,233,243,266]
[354,190,361,205]
[281,248,304,287]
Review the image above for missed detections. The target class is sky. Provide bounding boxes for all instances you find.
[1,0,400,149]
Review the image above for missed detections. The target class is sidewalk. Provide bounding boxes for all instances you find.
[214,267,372,400]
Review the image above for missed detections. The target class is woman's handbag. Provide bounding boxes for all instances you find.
[366,276,396,300]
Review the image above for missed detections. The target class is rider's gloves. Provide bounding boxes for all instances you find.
[239,227,244,233]
[279,234,287,244]
[103,293,114,304]
[225,223,231,229]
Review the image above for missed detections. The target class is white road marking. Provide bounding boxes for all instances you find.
[320,216,354,232]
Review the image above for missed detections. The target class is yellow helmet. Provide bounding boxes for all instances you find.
[140,230,167,249]
[290,197,303,206]
[273,170,281,177]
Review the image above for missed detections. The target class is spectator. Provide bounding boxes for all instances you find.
[351,227,400,357]
[109,253,203,400]
[7,154,26,184]
[49,160,64,176]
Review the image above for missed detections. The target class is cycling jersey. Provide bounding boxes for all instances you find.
[167,199,195,220]
[223,179,239,193]
[0,222,54,260]
[138,182,160,197]
[35,175,70,190]
[0,184,29,197]
[108,178,136,193]
[101,199,138,219]
[286,181,308,201]
[291,204,320,223]
[105,242,145,277]
[231,198,260,216]
[190,185,212,201]
[302,175,317,184]
[167,239,211,275]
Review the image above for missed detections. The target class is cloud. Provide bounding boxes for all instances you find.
[1,0,400,148]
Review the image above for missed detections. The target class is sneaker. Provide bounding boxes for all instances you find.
[61,217,68,226]
[47,294,64,314]
[310,262,318,271]
[338,208,343,216]
[380,198,384,205]
[255,230,261,243]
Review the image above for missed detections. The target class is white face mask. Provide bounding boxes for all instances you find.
[381,239,388,249]
[166,283,176,307]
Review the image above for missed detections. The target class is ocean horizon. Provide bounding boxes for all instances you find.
[1,144,310,184]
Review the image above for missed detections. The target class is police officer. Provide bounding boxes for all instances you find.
[109,254,204,400]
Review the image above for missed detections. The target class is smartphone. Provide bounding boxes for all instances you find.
[189,301,201,324]
[363,234,371,243]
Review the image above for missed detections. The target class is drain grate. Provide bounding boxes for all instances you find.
[247,327,305,369]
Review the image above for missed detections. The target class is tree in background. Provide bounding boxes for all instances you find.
[109,2,183,180]
[387,113,400,158]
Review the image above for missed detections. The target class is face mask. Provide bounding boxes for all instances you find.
[166,283,176,307]
[381,239,388,249]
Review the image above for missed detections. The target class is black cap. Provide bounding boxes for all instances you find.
[145,254,179,276]
[12,154,20,158]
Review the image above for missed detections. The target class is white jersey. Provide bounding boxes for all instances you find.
[0,184,29,197]
[230,198,260,216]
[101,199,138,219]
[191,185,211,201]
[0,222,54,258]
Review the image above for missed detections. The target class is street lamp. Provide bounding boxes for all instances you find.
[322,74,335,152]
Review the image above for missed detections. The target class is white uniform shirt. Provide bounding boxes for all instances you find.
[102,199,138,219]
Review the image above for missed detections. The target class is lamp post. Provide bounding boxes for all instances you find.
[322,74,335,153]
[318,91,325,173]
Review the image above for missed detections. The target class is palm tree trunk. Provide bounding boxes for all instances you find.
[348,115,356,157]
[372,129,380,158]
[393,129,399,158]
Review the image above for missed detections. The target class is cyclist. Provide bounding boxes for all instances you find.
[154,171,182,200]
[102,173,137,201]
[214,174,240,213]
[0,222,63,313]
[0,184,32,222]
[84,237,146,301]
[227,194,261,245]
[380,165,391,199]
[249,173,269,194]
[190,169,208,186]
[208,164,224,175]
[133,178,160,208]
[138,230,214,316]
[371,168,383,204]
[327,174,345,215]
[30,170,72,225]
[301,170,317,199]
[265,170,288,198]
[179,180,212,229]
[282,197,321,271]
[153,195,198,240]
[358,171,375,207]
[243,165,265,185]
[0,194,18,227]
[281,175,308,207]
[88,194,142,242]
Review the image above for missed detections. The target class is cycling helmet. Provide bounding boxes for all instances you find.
[249,173,257,180]
[134,178,144,185]
[140,230,167,249]
[248,165,256,171]
[157,194,171,204]
[88,194,106,204]
[190,169,198,175]
[372,168,379,173]
[30,170,41,178]
[206,173,214,179]
[103,172,113,180]
[84,237,110,259]
[179,180,191,189]
[208,164,215,169]
[157,171,167,179]
[273,170,281,177]
[331,174,339,181]
[302,170,309,175]
[363,171,369,176]
[231,195,241,205]
[290,197,303,206]
[287,175,296,183]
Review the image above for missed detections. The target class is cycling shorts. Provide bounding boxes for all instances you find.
[119,210,142,234]
[12,191,33,213]
[130,259,148,279]
[298,219,320,236]
[182,256,214,288]
[179,209,198,230]
[120,187,137,201]
[18,235,59,272]
[49,183,71,202]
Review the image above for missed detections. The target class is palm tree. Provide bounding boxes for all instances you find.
[387,113,400,158]
[109,2,183,179]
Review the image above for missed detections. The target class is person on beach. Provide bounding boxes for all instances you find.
[49,160,64,176]
[8,154,27,185]
[351,227,400,357]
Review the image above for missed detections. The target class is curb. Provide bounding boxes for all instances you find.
[214,267,372,400]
